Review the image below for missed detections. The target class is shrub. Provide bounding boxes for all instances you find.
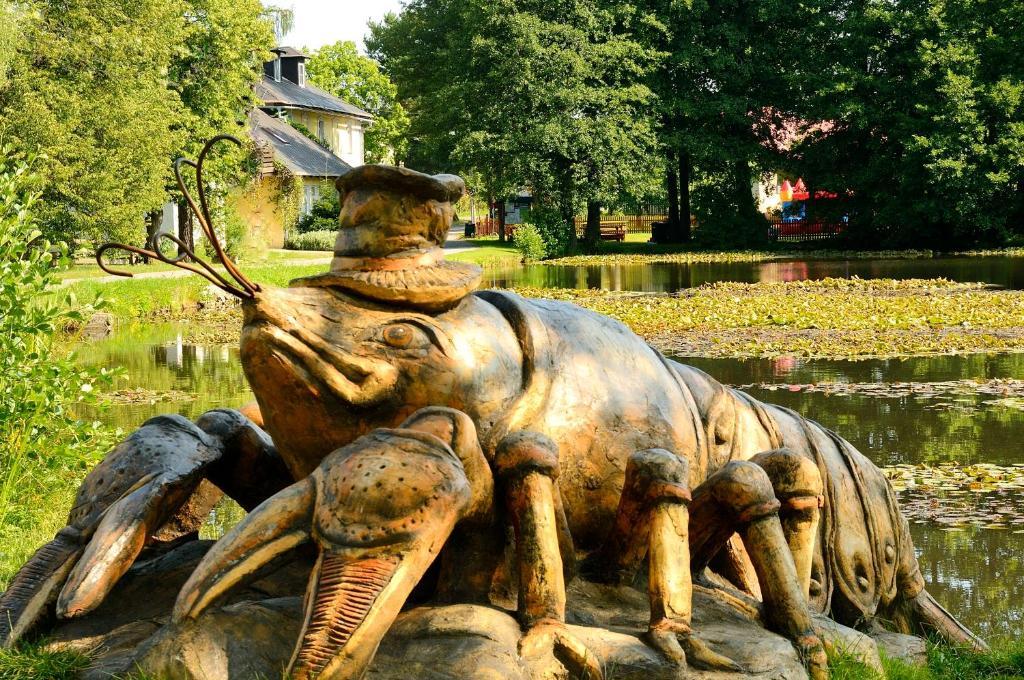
[296,182,340,234]
[285,229,335,251]
[531,205,574,258]
[512,223,546,262]
[0,152,115,587]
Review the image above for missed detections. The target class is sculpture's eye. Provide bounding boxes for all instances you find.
[382,323,421,349]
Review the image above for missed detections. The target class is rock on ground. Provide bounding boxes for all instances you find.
[40,539,907,680]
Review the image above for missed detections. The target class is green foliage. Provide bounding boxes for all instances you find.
[285,229,335,252]
[368,0,661,247]
[792,0,1024,248]
[288,119,332,151]
[0,0,274,245]
[0,155,115,585]
[531,205,575,258]
[296,181,340,233]
[881,639,1024,680]
[512,223,546,262]
[306,40,410,163]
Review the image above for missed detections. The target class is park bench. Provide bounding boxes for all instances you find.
[600,221,626,241]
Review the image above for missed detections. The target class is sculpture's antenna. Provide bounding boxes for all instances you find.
[96,135,260,300]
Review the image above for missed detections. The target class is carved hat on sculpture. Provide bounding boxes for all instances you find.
[292,165,482,312]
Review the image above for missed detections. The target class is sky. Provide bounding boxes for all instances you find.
[278,0,405,53]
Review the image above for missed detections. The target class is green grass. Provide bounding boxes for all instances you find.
[0,641,90,680]
[58,250,332,281]
[64,262,329,320]
[447,240,521,267]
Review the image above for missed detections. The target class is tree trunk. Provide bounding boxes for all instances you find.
[666,149,680,236]
[678,149,692,242]
[584,200,601,251]
[733,159,765,245]
[497,200,506,242]
[177,198,194,258]
[144,210,161,264]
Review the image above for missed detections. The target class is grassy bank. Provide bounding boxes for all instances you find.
[69,275,1024,359]
[826,638,1024,680]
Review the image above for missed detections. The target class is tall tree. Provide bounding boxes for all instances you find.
[0,0,273,245]
[306,40,410,163]
[646,0,804,245]
[370,0,659,251]
[795,0,1024,247]
[0,0,184,243]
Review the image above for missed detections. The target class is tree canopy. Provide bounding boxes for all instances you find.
[306,40,410,164]
[0,0,273,244]
[369,0,661,248]
[370,0,1024,249]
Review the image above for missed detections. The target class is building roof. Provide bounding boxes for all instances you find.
[249,108,352,178]
[256,75,373,121]
[271,46,308,59]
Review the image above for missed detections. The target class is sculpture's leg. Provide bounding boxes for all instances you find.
[1,409,288,647]
[175,407,485,680]
[494,432,603,680]
[689,460,828,680]
[583,449,740,672]
[750,448,823,598]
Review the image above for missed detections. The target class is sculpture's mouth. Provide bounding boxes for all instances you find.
[244,321,397,408]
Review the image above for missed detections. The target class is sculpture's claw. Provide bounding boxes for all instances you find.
[0,530,83,647]
[681,633,744,672]
[173,478,315,621]
[2,415,233,642]
[795,632,829,680]
[519,619,604,680]
[288,427,472,680]
[57,475,164,619]
[642,620,743,674]
[907,589,988,652]
[174,408,479,680]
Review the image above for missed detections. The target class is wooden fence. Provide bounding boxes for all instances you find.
[768,219,846,242]
[472,213,666,238]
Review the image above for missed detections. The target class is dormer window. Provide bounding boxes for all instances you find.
[298,62,306,88]
[273,57,281,82]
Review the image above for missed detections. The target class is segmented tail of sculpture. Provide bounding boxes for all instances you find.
[96,135,260,300]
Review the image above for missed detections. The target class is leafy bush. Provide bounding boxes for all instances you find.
[285,229,335,251]
[531,205,574,258]
[0,153,115,587]
[512,223,546,262]
[296,182,340,234]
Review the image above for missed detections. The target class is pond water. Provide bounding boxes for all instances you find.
[75,323,1024,640]
[483,255,1024,292]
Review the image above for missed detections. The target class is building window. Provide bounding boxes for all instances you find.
[302,184,321,216]
[273,58,281,82]
[317,118,326,143]
[298,62,306,87]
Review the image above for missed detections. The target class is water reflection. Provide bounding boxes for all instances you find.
[484,255,1024,292]
[78,324,1023,640]
[75,322,252,429]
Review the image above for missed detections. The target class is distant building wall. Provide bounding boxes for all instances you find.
[231,181,287,250]
[286,108,366,168]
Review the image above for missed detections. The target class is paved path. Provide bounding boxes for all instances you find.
[444,224,480,250]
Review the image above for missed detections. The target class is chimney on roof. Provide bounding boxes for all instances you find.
[264,47,309,87]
